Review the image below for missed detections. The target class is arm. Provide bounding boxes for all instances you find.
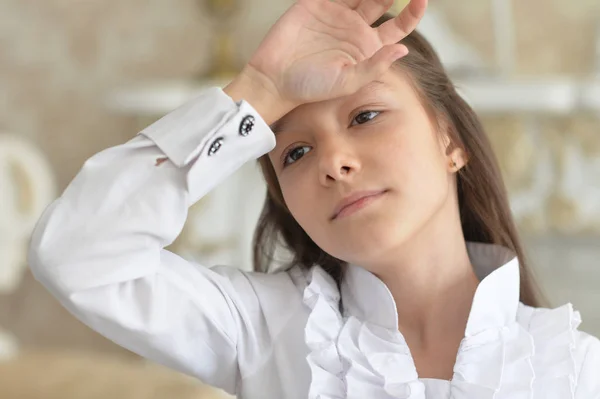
[27,80,290,394]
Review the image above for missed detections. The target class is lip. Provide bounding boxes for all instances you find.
[331,190,387,220]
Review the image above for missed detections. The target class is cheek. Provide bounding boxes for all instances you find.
[278,172,338,252]
[278,173,317,229]
[385,129,450,205]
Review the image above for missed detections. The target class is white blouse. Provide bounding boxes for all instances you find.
[28,87,600,399]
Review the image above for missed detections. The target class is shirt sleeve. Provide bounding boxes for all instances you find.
[27,86,276,394]
[575,332,600,399]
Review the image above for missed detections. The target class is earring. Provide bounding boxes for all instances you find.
[450,160,457,169]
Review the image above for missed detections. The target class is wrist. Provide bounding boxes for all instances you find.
[224,66,296,126]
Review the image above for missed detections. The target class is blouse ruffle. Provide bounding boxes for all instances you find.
[303,266,425,398]
[530,303,582,399]
[450,322,535,398]
[301,266,582,399]
[303,266,346,399]
[337,317,426,398]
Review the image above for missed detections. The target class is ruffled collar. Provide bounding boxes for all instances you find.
[299,241,582,399]
[340,241,520,334]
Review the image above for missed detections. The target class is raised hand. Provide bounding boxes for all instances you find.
[245,0,427,107]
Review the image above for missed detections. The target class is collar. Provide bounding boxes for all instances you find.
[340,241,520,334]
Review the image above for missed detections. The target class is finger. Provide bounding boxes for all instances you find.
[376,0,427,45]
[342,44,408,94]
[335,0,361,8]
[354,0,395,25]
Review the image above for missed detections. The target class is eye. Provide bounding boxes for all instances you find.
[282,145,312,167]
[351,110,381,126]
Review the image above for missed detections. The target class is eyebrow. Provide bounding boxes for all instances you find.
[268,80,392,135]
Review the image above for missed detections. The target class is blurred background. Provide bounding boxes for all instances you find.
[0,0,599,397]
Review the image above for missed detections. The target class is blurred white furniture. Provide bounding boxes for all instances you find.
[0,133,56,360]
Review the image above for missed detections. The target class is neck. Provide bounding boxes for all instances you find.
[369,194,479,350]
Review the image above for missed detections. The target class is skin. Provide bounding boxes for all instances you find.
[267,68,479,380]
[224,0,428,125]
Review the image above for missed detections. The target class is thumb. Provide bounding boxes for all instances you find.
[343,44,408,93]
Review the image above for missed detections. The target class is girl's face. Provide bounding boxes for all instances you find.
[268,70,464,270]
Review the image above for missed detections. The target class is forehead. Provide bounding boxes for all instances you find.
[269,72,411,134]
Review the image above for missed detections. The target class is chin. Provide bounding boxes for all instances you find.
[328,228,406,266]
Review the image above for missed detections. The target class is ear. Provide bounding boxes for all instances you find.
[437,119,468,173]
[446,146,468,173]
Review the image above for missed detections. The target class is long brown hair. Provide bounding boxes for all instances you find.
[253,12,545,307]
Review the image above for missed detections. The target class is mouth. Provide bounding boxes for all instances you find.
[331,189,388,220]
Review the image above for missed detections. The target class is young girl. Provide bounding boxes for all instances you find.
[28,0,599,398]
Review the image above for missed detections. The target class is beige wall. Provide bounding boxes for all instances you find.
[1,0,599,360]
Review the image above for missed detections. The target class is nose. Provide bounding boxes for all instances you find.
[317,138,361,186]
